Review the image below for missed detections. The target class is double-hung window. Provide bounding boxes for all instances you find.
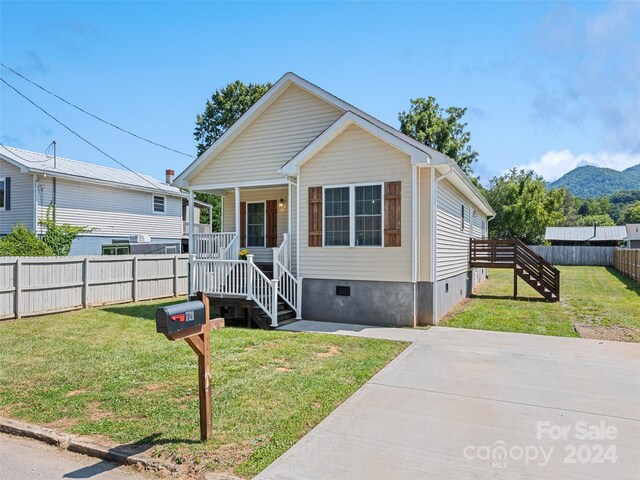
[153,195,166,214]
[324,184,383,247]
[247,202,265,247]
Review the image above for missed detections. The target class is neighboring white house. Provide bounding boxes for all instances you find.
[0,146,212,255]
[174,72,494,327]
[626,224,640,249]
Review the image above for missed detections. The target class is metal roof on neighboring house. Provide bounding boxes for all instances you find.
[545,226,627,242]
[626,224,640,240]
[0,145,183,196]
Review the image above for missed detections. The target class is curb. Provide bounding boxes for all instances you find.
[0,417,180,475]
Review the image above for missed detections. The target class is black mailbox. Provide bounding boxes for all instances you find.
[156,301,206,335]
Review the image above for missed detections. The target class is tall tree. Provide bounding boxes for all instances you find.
[193,80,271,230]
[486,169,565,244]
[194,80,272,156]
[398,97,478,176]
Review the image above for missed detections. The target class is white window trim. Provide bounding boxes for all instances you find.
[0,177,5,211]
[152,194,166,214]
[322,182,385,248]
[246,201,266,248]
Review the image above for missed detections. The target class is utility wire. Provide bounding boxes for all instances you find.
[0,142,38,164]
[1,76,165,191]
[0,62,194,158]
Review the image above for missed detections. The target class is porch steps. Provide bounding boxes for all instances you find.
[250,301,296,330]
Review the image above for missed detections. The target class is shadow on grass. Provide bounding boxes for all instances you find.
[63,433,200,478]
[606,267,640,296]
[102,298,184,321]
[470,294,548,302]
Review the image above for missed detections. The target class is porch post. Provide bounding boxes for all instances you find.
[235,187,240,241]
[188,189,195,254]
[288,179,292,269]
[296,174,300,277]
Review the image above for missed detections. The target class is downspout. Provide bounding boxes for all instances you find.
[188,188,195,296]
[432,164,454,324]
[411,164,418,327]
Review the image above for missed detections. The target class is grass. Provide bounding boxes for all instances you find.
[0,298,407,478]
[442,266,640,342]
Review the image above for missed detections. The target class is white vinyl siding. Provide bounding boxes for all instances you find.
[300,124,412,282]
[436,178,479,280]
[34,176,183,238]
[190,84,344,187]
[223,187,289,263]
[0,159,34,234]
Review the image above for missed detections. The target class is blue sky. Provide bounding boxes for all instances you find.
[1,1,639,185]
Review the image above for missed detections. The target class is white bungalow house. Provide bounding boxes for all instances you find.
[0,146,212,255]
[174,72,494,328]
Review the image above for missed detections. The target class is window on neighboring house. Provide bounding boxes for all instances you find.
[324,184,383,247]
[0,178,5,209]
[247,202,265,247]
[461,204,465,231]
[324,187,350,246]
[153,195,166,213]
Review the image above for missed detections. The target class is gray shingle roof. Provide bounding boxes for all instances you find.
[545,226,627,242]
[0,145,183,195]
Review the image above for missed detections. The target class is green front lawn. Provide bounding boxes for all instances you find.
[442,266,640,342]
[0,299,406,478]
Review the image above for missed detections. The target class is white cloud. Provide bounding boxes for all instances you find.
[516,150,640,182]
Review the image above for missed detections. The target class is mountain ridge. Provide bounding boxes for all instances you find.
[548,163,640,197]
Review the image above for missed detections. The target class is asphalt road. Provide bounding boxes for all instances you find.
[0,434,150,480]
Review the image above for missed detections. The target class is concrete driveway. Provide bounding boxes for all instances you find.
[257,327,640,479]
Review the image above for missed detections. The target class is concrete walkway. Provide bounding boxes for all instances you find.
[257,327,640,479]
[277,319,426,342]
[0,434,150,480]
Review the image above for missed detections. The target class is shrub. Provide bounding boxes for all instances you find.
[0,224,54,256]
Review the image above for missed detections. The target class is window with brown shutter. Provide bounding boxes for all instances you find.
[308,186,323,247]
[384,181,401,247]
[266,199,277,247]
[240,201,247,248]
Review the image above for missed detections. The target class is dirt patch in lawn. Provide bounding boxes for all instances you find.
[573,323,638,343]
[317,346,340,358]
[87,401,114,421]
[45,417,79,430]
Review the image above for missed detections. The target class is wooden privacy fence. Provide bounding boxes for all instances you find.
[0,254,189,320]
[614,249,640,283]
[528,246,615,266]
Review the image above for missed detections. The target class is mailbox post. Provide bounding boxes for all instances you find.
[156,292,222,441]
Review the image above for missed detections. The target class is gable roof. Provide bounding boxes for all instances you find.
[0,145,183,196]
[545,226,627,242]
[173,72,493,215]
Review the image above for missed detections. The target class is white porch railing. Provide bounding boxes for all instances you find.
[273,234,301,319]
[191,255,279,327]
[192,232,237,259]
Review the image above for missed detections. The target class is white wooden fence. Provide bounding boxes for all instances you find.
[528,246,616,266]
[0,254,189,320]
[614,249,640,284]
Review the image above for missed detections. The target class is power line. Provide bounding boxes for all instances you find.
[0,76,164,191]
[0,62,194,158]
[0,142,38,164]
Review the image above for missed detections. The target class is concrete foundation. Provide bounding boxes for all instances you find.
[302,278,415,327]
[434,268,487,324]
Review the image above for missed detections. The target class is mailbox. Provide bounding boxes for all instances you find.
[156,301,206,335]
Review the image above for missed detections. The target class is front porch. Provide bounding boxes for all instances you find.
[186,183,301,328]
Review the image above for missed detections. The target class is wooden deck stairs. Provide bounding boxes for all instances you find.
[470,238,560,302]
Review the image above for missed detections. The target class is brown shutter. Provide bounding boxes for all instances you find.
[308,186,323,247]
[266,199,278,247]
[384,181,401,247]
[240,201,247,248]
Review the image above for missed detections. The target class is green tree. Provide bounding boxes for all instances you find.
[487,169,565,244]
[193,80,272,230]
[577,214,615,227]
[621,201,640,223]
[398,97,478,175]
[0,224,53,256]
[39,205,93,256]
